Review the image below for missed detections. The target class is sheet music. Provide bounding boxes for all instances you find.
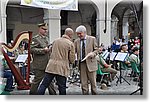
[110,52,117,61]
[15,54,28,63]
[102,50,108,57]
[81,52,93,62]
[114,52,128,62]
[103,52,110,60]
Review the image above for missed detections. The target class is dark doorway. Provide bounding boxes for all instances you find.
[91,11,96,37]
[7,29,13,44]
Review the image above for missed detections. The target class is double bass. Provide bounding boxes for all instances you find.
[1,31,32,90]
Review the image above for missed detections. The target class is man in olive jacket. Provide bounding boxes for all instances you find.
[29,23,56,95]
[37,28,75,95]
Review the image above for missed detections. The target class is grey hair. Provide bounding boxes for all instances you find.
[75,25,87,33]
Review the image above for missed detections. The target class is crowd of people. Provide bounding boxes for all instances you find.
[0,23,142,95]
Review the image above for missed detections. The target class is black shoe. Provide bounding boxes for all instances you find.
[101,80,107,85]
[4,88,13,92]
[107,84,111,87]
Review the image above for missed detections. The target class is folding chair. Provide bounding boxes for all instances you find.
[130,61,140,84]
[120,62,131,79]
[130,61,142,95]
[97,64,112,87]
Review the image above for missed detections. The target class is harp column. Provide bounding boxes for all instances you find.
[0,0,8,43]
[43,9,61,44]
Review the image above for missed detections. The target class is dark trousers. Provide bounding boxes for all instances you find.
[3,70,13,90]
[29,70,56,95]
[20,66,26,79]
[37,73,66,95]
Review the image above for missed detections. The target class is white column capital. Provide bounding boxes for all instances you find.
[43,9,61,20]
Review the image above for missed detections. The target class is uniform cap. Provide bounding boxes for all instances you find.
[38,23,48,30]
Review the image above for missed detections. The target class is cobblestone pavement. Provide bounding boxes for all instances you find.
[10,71,141,95]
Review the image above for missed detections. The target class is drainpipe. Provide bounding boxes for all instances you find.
[103,0,107,33]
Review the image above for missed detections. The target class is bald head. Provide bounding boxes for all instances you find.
[65,28,74,39]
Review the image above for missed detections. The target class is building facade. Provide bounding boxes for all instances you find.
[0,0,143,47]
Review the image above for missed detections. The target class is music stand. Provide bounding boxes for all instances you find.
[15,54,28,63]
[114,52,131,86]
[103,52,110,60]
[109,52,120,80]
[109,52,117,61]
[15,54,28,79]
[102,50,108,58]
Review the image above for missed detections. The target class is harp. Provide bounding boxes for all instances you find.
[1,31,32,90]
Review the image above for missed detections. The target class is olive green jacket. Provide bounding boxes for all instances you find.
[30,34,50,70]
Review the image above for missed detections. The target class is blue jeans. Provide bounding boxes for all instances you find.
[3,70,13,89]
[37,73,66,95]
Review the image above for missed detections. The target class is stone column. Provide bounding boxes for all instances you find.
[0,0,8,43]
[95,0,112,48]
[43,9,61,44]
[96,18,112,48]
[122,20,129,42]
[111,18,119,43]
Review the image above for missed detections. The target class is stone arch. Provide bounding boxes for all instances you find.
[110,0,143,44]
[77,0,99,38]
[60,0,99,39]
[6,0,45,42]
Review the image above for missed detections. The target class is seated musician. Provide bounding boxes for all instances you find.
[129,47,140,68]
[129,46,142,84]
[16,45,27,79]
[96,46,117,82]
[0,54,14,92]
[120,44,131,69]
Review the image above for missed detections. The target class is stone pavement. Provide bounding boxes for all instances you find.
[9,72,141,95]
